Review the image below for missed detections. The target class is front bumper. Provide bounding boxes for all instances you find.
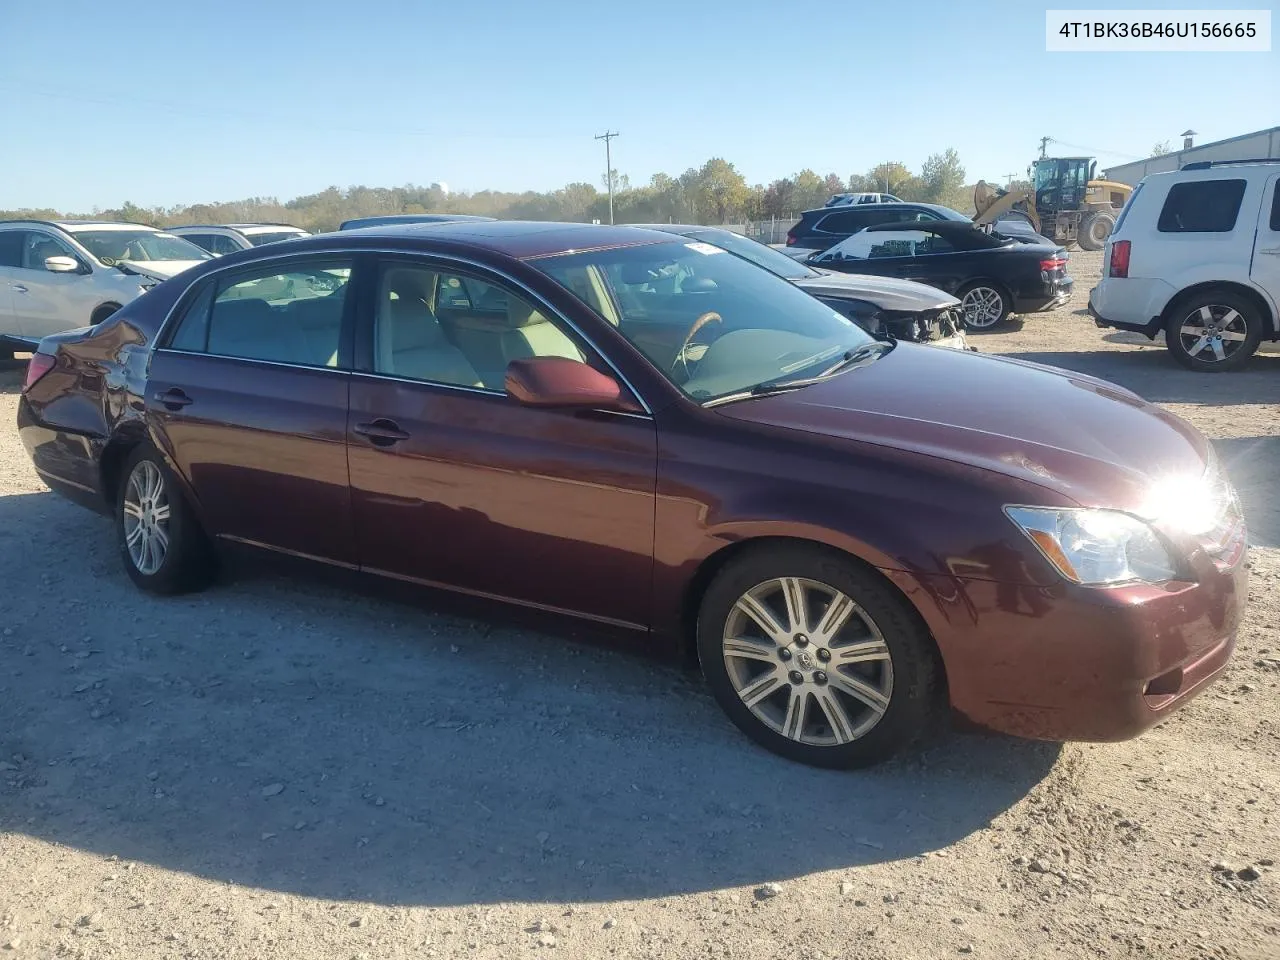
[883,557,1247,742]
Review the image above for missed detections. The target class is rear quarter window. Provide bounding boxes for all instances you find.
[1157,179,1247,233]
[1270,180,1280,231]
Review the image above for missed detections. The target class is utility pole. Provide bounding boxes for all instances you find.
[595,131,619,224]
[1002,172,1017,186]
[1038,136,1052,159]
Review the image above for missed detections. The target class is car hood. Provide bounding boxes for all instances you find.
[114,259,207,280]
[796,271,959,311]
[714,344,1208,511]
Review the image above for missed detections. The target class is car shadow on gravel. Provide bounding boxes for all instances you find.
[1003,347,1280,407]
[0,489,1063,907]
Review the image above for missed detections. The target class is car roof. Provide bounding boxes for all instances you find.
[307,220,678,260]
[627,223,718,234]
[806,202,958,217]
[863,220,983,234]
[57,221,160,232]
[337,214,497,229]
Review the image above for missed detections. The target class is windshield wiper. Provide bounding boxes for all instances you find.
[702,341,892,408]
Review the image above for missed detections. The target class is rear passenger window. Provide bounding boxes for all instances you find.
[1157,179,1247,233]
[167,259,351,367]
[816,211,870,234]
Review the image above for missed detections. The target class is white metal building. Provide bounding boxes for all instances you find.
[1103,127,1280,186]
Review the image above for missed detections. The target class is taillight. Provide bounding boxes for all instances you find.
[1110,239,1131,279]
[785,234,795,245]
[1039,257,1067,271]
[22,353,56,392]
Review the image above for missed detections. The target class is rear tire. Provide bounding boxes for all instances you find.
[115,446,215,594]
[697,545,939,769]
[957,282,1011,330]
[1165,289,1263,373]
[1077,212,1115,251]
[91,303,122,326]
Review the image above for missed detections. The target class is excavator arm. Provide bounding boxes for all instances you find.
[972,181,1041,233]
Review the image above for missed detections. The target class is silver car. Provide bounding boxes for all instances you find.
[0,220,212,355]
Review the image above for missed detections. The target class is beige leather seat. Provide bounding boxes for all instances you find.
[501,298,585,364]
[377,276,483,388]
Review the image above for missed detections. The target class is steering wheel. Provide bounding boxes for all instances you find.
[672,311,722,381]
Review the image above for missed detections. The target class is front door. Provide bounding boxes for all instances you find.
[146,254,358,565]
[1252,174,1280,313]
[9,229,98,337]
[346,257,657,629]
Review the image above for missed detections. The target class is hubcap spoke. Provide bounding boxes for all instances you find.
[1187,335,1211,356]
[1210,338,1226,361]
[733,594,789,645]
[1198,305,1214,322]
[125,523,144,548]
[737,668,784,708]
[831,638,891,665]
[723,636,778,664]
[813,593,855,644]
[779,578,808,634]
[123,501,144,521]
[152,503,171,522]
[829,671,891,715]
[1219,329,1246,342]
[813,688,856,744]
[781,689,807,740]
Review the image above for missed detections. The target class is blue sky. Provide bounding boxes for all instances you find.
[1,0,1275,211]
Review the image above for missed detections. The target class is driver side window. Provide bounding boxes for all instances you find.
[21,231,77,272]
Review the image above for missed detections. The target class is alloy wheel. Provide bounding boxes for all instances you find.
[960,286,1005,328]
[722,577,894,746]
[1178,304,1249,364]
[122,460,171,575]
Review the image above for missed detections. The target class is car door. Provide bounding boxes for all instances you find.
[346,255,658,629]
[146,253,358,565]
[1253,173,1280,311]
[0,230,22,335]
[8,229,98,337]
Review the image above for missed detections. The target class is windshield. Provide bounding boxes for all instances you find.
[532,240,876,402]
[683,229,820,280]
[246,230,309,246]
[73,230,213,263]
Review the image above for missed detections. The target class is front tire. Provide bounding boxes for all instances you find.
[1164,290,1263,373]
[697,545,939,769]
[115,447,214,594]
[1077,212,1115,251]
[958,282,1011,330]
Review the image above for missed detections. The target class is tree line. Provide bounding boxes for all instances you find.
[2,149,974,233]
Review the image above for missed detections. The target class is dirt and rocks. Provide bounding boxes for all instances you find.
[0,249,1277,959]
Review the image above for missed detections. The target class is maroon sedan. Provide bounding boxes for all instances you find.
[16,221,1247,768]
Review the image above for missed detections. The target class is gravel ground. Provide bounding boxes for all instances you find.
[1,250,1277,960]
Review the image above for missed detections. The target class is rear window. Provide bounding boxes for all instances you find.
[815,211,871,234]
[1157,179,1246,233]
[1111,181,1143,234]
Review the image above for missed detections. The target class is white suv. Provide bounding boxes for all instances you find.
[168,223,310,255]
[1089,159,1280,371]
[0,220,212,356]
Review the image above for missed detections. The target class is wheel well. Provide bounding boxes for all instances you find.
[99,434,146,509]
[959,278,1013,306]
[679,537,948,698]
[91,302,123,325]
[1162,282,1278,340]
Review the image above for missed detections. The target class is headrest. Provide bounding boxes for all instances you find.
[507,297,551,329]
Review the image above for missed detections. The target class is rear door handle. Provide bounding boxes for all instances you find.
[1260,247,1280,256]
[153,388,193,410]
[12,284,27,294]
[353,418,410,446]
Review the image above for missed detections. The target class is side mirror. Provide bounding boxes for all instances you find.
[44,255,82,274]
[505,357,641,412]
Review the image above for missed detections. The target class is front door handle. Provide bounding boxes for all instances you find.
[153,388,193,410]
[1259,247,1280,256]
[12,284,28,294]
[353,418,410,447]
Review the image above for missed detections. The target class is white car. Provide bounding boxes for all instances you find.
[1089,159,1280,371]
[825,192,905,206]
[0,220,213,355]
[168,223,311,255]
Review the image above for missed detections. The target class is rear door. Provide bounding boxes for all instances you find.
[1252,173,1280,322]
[146,253,359,565]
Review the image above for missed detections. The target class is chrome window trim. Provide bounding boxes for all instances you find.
[153,347,353,375]
[346,369,654,420]
[154,244,653,416]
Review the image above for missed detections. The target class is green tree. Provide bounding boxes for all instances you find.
[920,148,968,209]
[694,157,750,223]
[1150,140,1172,157]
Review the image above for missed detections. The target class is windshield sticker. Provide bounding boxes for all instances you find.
[684,242,725,256]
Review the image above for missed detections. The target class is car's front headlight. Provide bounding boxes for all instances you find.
[1004,506,1177,585]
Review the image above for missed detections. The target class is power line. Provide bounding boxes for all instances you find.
[594,131,619,225]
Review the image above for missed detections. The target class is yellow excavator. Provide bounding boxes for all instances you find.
[974,156,1132,251]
